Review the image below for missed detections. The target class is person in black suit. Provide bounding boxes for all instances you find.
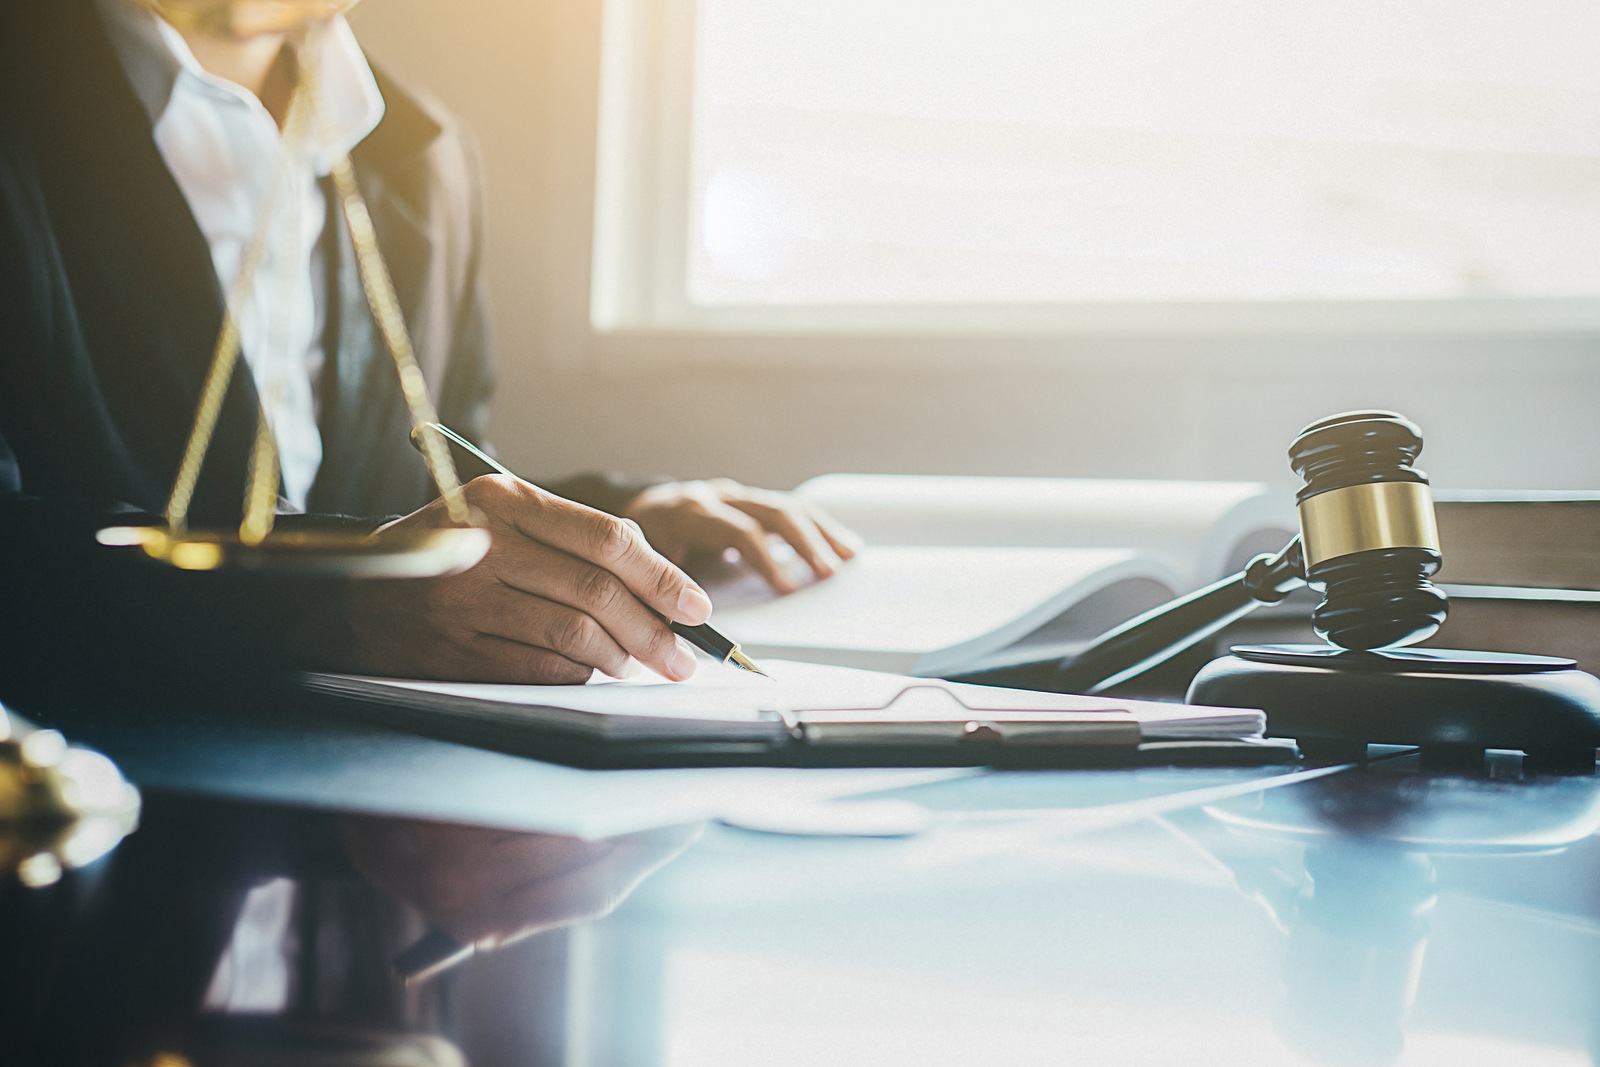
[0,0,856,692]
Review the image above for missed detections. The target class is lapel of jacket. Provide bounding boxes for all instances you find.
[308,70,441,516]
[20,0,265,523]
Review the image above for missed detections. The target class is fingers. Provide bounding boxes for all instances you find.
[459,633,595,686]
[725,493,840,582]
[708,503,802,594]
[486,539,697,681]
[478,477,712,626]
[807,506,862,561]
[472,581,635,679]
[716,484,862,585]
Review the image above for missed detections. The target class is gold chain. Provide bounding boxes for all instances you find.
[324,155,470,524]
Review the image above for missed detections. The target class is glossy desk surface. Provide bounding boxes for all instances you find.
[7,695,1600,1067]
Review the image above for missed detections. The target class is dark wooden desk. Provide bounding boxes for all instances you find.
[6,691,1600,1067]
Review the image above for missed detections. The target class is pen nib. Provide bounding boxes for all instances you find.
[727,649,770,677]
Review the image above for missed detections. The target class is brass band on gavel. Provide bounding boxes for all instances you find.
[1298,481,1441,568]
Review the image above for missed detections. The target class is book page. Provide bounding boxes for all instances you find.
[703,546,1164,675]
[796,474,1294,588]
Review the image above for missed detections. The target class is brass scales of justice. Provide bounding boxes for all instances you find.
[96,22,490,578]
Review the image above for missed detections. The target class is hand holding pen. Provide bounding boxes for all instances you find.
[291,426,754,685]
[406,423,767,677]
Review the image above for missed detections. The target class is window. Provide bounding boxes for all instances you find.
[595,0,1600,334]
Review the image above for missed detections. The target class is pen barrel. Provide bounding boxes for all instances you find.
[672,622,737,662]
[410,423,505,480]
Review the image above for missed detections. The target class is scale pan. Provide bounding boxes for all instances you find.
[96,525,491,579]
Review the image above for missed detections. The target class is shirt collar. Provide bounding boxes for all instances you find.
[92,0,386,176]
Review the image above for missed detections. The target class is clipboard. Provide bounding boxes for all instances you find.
[301,675,1298,770]
[780,685,1139,747]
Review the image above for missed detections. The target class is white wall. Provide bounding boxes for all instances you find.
[350,0,1600,495]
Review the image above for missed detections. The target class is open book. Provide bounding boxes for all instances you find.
[703,475,1296,677]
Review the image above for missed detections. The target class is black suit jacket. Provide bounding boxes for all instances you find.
[0,0,645,696]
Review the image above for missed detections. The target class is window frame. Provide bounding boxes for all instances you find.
[589,0,1600,367]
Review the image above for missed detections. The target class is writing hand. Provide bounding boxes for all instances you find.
[304,475,713,683]
[623,479,861,595]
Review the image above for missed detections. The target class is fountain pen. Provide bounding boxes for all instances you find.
[409,422,768,677]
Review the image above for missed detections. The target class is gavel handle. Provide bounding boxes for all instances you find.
[951,538,1306,695]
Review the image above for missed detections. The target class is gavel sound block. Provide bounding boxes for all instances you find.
[1189,645,1600,767]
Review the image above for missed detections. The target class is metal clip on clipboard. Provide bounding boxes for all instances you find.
[779,685,1144,749]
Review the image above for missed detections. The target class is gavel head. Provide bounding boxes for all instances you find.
[1288,411,1449,651]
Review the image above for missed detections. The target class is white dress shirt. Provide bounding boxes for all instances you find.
[94,0,385,510]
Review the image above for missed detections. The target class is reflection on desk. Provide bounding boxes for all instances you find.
[5,753,1600,1066]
